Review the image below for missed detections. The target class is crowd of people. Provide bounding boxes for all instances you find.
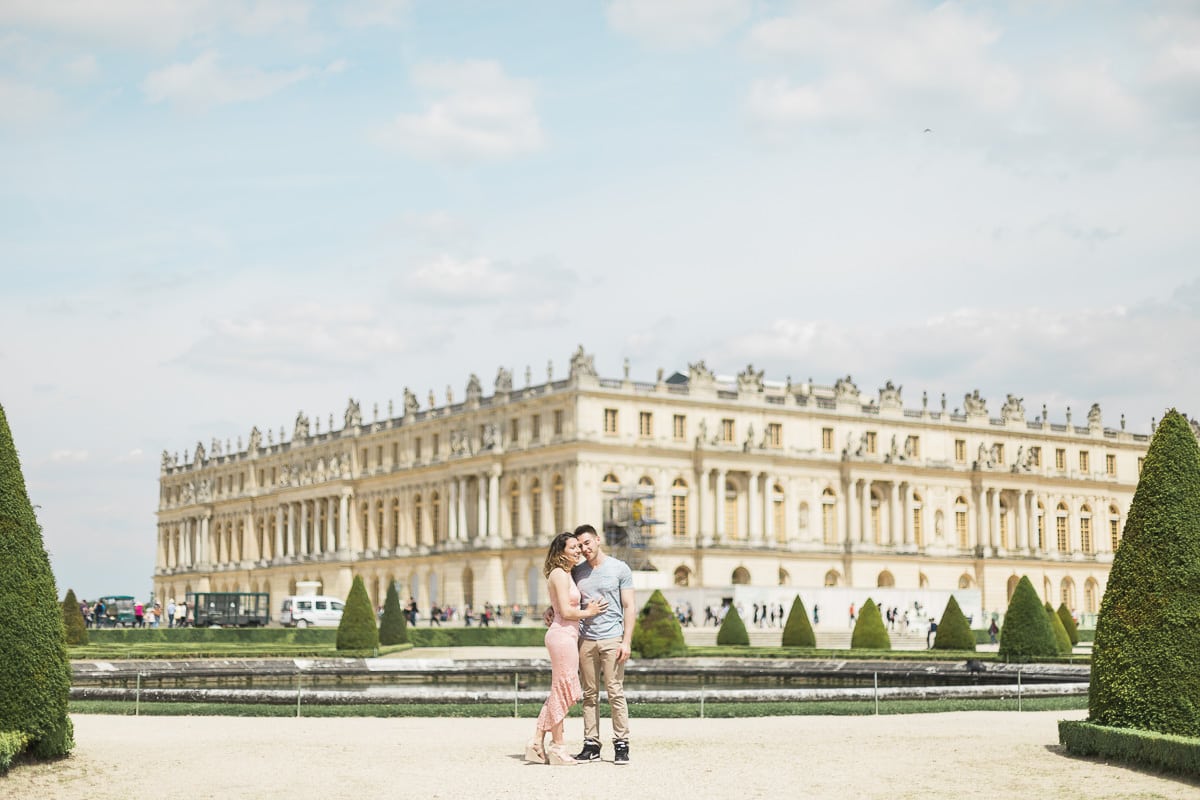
[384,600,529,627]
[77,597,191,628]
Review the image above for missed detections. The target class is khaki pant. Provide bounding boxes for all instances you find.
[578,637,629,742]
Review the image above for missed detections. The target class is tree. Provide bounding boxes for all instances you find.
[0,403,73,758]
[932,595,976,651]
[998,576,1058,660]
[631,589,687,658]
[781,595,816,648]
[850,598,891,650]
[716,603,749,646]
[336,576,379,651]
[1046,602,1073,656]
[378,581,408,646]
[1090,409,1200,736]
[61,589,88,646]
[1056,603,1080,646]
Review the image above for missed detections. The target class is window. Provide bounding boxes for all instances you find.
[955,439,966,463]
[994,443,1005,465]
[766,422,782,448]
[1079,451,1090,473]
[1056,503,1069,552]
[391,442,398,465]
[413,494,423,543]
[415,437,422,459]
[1036,503,1046,550]
[773,484,786,543]
[822,428,834,452]
[721,418,734,443]
[673,414,686,441]
[1030,446,1041,467]
[432,434,440,457]
[1105,453,1116,476]
[530,480,542,534]
[431,492,441,542]
[604,408,618,435]
[1109,505,1121,551]
[553,409,563,436]
[1055,448,1066,471]
[864,431,877,454]
[1080,506,1093,554]
[1137,457,1144,475]
[906,435,920,458]
[1060,578,1075,611]
[376,445,383,467]
[955,497,969,548]
[911,493,923,546]
[531,414,541,442]
[671,479,688,538]
[361,448,368,469]
[723,480,739,538]
[510,418,519,442]
[821,488,837,543]
[509,481,520,536]
[639,411,653,438]
[552,475,564,532]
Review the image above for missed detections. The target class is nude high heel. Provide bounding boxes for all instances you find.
[546,744,579,766]
[524,739,547,764]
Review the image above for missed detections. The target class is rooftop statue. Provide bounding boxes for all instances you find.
[834,375,859,401]
[1088,402,1102,428]
[194,441,206,465]
[294,411,310,441]
[344,398,362,429]
[964,389,987,416]
[688,360,715,386]
[466,373,482,404]
[495,367,513,394]
[1001,394,1025,423]
[737,364,764,393]
[404,388,419,416]
[879,380,902,408]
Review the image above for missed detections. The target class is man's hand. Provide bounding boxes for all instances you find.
[542,606,554,627]
[616,643,631,663]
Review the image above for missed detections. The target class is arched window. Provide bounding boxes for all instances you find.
[431,491,442,543]
[530,480,542,537]
[998,498,1009,549]
[509,481,520,537]
[778,567,791,586]
[461,567,475,609]
[1035,501,1046,550]
[724,480,740,540]
[1108,504,1122,551]
[670,478,688,538]
[772,482,786,544]
[955,496,969,548]
[877,570,895,588]
[824,569,841,587]
[870,487,883,544]
[602,472,620,523]
[798,501,810,532]
[636,476,655,530]
[413,494,423,546]
[1056,502,1069,552]
[1061,577,1076,610]
[1007,574,1019,601]
[1084,578,1099,613]
[821,488,838,544]
[1043,576,1053,603]
[958,573,975,589]
[673,566,691,587]
[360,503,369,552]
[375,499,385,551]
[552,474,565,533]
[1079,504,1092,554]
[731,566,750,585]
[911,492,923,547]
[391,498,401,549]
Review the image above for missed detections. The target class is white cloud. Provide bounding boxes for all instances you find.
[606,0,751,49]
[49,449,89,463]
[406,254,516,302]
[373,60,543,162]
[1043,64,1143,131]
[141,51,312,110]
[0,76,58,126]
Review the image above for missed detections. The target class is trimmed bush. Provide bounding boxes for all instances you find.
[781,595,816,648]
[336,576,379,651]
[0,730,30,774]
[379,582,408,646]
[1090,409,1200,737]
[62,589,88,646]
[1056,603,1079,646]
[631,589,687,658]
[932,595,976,651]
[716,604,749,646]
[850,598,891,650]
[1046,602,1073,656]
[998,576,1058,660]
[0,404,73,759]
[1059,720,1200,778]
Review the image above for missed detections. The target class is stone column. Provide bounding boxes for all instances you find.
[763,477,775,545]
[989,489,1000,551]
[860,480,871,544]
[286,502,296,557]
[326,497,337,552]
[338,491,351,553]
[488,468,501,545]
[888,481,900,546]
[1017,491,1030,553]
[200,514,211,565]
[274,506,284,560]
[300,500,310,556]
[696,467,709,547]
[749,472,764,545]
[458,476,469,541]
[901,484,912,546]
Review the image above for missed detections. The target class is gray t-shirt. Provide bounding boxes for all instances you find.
[573,555,633,641]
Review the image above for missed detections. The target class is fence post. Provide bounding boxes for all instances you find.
[514,673,519,719]
[874,672,879,716]
[135,672,142,717]
[296,674,302,718]
[1017,669,1022,712]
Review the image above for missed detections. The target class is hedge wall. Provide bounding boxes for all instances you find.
[631,589,687,658]
[0,730,29,774]
[998,576,1058,660]
[1059,720,1200,778]
[81,626,549,647]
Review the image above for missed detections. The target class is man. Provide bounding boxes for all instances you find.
[571,524,634,764]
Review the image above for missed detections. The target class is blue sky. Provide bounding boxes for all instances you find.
[2,0,1199,600]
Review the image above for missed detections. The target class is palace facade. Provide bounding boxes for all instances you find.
[154,347,1151,624]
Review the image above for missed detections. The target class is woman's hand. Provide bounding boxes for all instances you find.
[584,598,608,618]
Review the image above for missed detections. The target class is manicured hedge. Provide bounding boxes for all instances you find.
[781,595,816,648]
[62,588,88,646]
[407,627,545,647]
[850,598,891,650]
[998,576,1058,660]
[1090,409,1200,737]
[0,730,29,774]
[1056,603,1080,646]
[88,627,339,643]
[0,404,73,758]
[717,604,749,646]
[1046,603,1074,656]
[631,589,687,658]
[1059,720,1200,778]
[932,595,975,651]
[336,576,379,651]
[379,582,408,646]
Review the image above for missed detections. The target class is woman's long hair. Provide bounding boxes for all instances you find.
[543,532,578,577]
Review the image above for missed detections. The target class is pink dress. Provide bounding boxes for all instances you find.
[535,574,582,733]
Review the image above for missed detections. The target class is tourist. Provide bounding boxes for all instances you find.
[135,601,144,628]
[166,598,176,629]
[988,618,999,644]
[927,619,939,648]
[848,602,856,627]
[572,523,635,765]
[525,532,606,766]
[174,600,187,628]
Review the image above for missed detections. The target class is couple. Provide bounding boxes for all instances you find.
[525,524,634,766]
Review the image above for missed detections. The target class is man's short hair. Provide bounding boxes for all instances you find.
[574,523,598,538]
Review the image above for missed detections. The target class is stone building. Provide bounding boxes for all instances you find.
[154,346,1151,624]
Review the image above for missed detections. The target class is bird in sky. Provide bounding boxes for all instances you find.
[924,128,932,133]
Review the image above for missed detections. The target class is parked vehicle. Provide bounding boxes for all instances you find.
[279,595,344,628]
[187,592,271,627]
[98,595,137,627]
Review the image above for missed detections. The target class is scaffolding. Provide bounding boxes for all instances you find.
[603,484,663,570]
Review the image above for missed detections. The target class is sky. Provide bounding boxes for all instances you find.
[2,0,1199,601]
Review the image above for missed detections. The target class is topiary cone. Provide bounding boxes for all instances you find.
[336,576,380,651]
[998,576,1058,660]
[631,589,687,658]
[62,589,88,646]
[0,403,73,758]
[1056,603,1079,646]
[781,595,816,647]
[932,595,975,651]
[1046,602,1073,656]
[850,598,891,650]
[379,581,408,646]
[1090,409,1200,736]
[716,603,749,646]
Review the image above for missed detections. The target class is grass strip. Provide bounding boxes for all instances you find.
[69,695,1087,719]
[69,643,413,660]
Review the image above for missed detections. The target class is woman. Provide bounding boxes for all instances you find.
[526,532,607,766]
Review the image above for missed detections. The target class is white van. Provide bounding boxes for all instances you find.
[279,595,345,628]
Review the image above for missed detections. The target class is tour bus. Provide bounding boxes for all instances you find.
[98,595,137,627]
[279,595,345,628]
[186,592,271,627]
